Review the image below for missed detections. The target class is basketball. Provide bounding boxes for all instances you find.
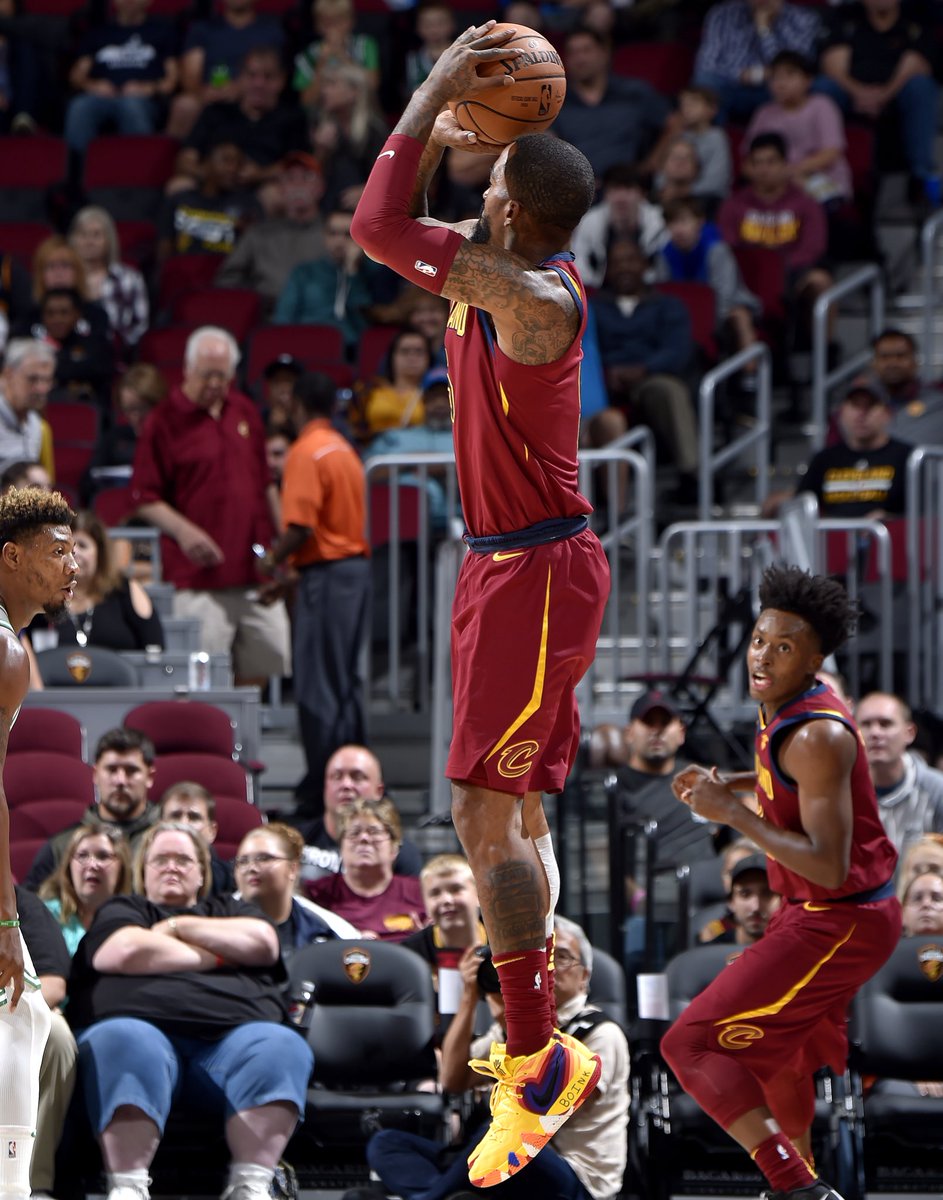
[448,24,566,147]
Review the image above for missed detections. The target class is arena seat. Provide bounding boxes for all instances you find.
[137,324,192,370]
[611,42,696,96]
[654,280,718,362]
[171,288,261,343]
[35,645,139,687]
[11,839,46,884]
[357,324,398,380]
[0,221,54,265]
[8,707,84,759]
[245,324,346,390]
[157,254,223,312]
[10,799,88,841]
[0,137,67,221]
[84,135,179,221]
[92,484,136,528]
[206,795,264,861]
[125,699,239,758]
[3,751,94,809]
[150,752,252,806]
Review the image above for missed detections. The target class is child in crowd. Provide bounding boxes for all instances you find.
[648,86,732,209]
[293,0,380,109]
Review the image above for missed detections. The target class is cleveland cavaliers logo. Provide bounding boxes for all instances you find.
[716,1023,765,1050]
[66,653,92,683]
[342,947,371,984]
[918,943,943,982]
[497,740,539,779]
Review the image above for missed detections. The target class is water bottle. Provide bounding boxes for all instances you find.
[288,980,316,1032]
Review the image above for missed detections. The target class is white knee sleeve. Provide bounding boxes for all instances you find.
[534,833,560,940]
[0,938,52,1197]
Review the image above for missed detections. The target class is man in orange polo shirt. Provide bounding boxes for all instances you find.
[261,371,370,817]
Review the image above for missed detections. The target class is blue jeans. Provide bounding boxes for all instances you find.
[816,74,939,179]
[366,1126,593,1200]
[64,93,158,155]
[76,1017,314,1134]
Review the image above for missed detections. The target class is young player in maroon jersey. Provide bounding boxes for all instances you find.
[665,565,901,1200]
[351,22,610,1189]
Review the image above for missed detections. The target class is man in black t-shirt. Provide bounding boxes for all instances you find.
[157,139,263,261]
[820,0,940,204]
[63,0,179,157]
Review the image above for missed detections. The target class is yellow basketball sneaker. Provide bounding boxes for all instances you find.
[466,1033,602,1188]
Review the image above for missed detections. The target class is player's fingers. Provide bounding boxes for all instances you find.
[7,973,22,1013]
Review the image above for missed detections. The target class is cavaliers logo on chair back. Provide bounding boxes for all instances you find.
[342,947,371,984]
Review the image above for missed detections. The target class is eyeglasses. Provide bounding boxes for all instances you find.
[342,826,392,843]
[233,853,292,869]
[73,850,118,865]
[146,853,199,870]
[554,950,582,970]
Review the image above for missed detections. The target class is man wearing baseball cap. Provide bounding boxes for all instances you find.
[701,853,780,946]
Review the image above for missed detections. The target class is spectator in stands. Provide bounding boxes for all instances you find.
[571,164,667,288]
[259,371,370,806]
[82,364,167,501]
[158,781,233,897]
[645,86,732,210]
[36,288,115,408]
[257,354,304,431]
[403,0,456,98]
[24,728,158,892]
[272,209,377,355]
[746,52,852,207]
[69,206,149,354]
[157,139,263,263]
[308,60,390,212]
[718,132,831,317]
[169,0,286,140]
[362,365,458,536]
[233,822,351,960]
[897,834,943,892]
[900,868,943,936]
[692,0,821,124]
[294,743,423,881]
[26,509,163,655]
[38,824,133,955]
[176,46,308,213]
[553,26,670,180]
[653,136,702,209]
[265,423,293,492]
[865,327,943,446]
[0,460,51,494]
[655,197,761,377]
[819,0,940,208]
[353,329,432,441]
[23,236,110,341]
[0,339,55,477]
[303,798,426,940]
[0,245,33,341]
[700,853,780,945]
[361,914,630,1200]
[372,285,449,367]
[696,837,763,942]
[215,151,326,312]
[294,0,380,110]
[18,882,76,1200]
[130,325,291,687]
[588,238,699,506]
[63,0,179,161]
[68,821,314,1200]
[856,691,943,854]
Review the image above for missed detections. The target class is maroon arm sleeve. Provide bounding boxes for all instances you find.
[351,134,465,295]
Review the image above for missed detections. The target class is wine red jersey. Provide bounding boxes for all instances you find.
[754,681,897,901]
[444,252,593,538]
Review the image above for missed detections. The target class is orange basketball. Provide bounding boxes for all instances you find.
[448,24,566,147]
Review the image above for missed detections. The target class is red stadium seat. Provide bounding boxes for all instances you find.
[0,137,67,220]
[10,799,88,841]
[46,400,99,444]
[654,281,717,362]
[138,325,192,369]
[3,751,94,810]
[116,220,157,268]
[92,484,136,528]
[369,484,422,550]
[245,324,346,389]
[209,795,265,861]
[157,254,223,312]
[150,752,252,805]
[171,288,261,342]
[358,324,398,381]
[610,43,696,96]
[0,222,54,265]
[125,699,237,758]
[8,708,84,759]
[11,840,46,884]
[84,135,178,190]
[732,244,787,328]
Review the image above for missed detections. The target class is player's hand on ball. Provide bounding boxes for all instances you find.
[422,21,523,103]
[432,108,504,153]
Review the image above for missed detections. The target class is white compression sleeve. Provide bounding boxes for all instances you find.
[534,833,560,940]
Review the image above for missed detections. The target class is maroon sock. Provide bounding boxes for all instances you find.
[545,933,559,1029]
[494,949,553,1059]
[751,1132,817,1192]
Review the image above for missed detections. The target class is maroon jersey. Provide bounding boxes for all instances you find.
[754,681,897,901]
[444,252,593,538]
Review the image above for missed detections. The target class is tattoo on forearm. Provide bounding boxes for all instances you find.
[480,860,545,948]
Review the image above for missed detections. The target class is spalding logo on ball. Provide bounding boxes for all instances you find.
[448,24,567,147]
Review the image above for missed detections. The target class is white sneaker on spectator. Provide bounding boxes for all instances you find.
[220,1183,271,1200]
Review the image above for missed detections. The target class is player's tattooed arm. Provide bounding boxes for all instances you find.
[444,240,579,364]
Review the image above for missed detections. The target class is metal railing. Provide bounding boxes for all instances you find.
[697,342,772,520]
[906,446,943,707]
[108,525,162,583]
[810,264,885,449]
[921,209,943,371]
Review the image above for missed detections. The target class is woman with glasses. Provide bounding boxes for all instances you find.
[38,824,132,955]
[233,823,355,960]
[66,822,314,1200]
[303,798,426,941]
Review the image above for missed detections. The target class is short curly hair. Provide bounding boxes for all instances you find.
[0,487,73,548]
[758,565,858,657]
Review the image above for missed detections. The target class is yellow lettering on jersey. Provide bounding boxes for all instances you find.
[755,753,773,804]
[447,302,468,337]
[499,382,509,416]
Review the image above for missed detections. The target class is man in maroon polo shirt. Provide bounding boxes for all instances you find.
[130,325,290,685]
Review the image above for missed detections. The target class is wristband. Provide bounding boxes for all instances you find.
[0,919,19,928]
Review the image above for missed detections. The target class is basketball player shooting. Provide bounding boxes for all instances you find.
[352,21,611,1190]
[664,566,901,1200]
[0,486,75,1199]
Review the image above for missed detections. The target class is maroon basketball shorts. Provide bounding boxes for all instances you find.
[446,529,610,795]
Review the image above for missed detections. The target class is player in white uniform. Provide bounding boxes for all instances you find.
[0,486,75,1198]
